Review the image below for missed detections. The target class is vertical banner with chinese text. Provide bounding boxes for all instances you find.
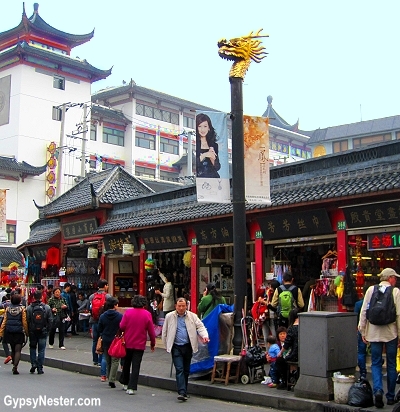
[244,116,271,204]
[196,111,230,203]
[0,189,7,242]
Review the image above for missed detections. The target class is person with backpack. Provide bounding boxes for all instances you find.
[0,293,29,374]
[270,272,304,328]
[89,279,111,366]
[359,268,400,408]
[26,290,53,374]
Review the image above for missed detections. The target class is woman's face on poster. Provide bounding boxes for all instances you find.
[198,120,210,137]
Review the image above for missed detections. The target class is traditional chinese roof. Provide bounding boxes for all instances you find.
[0,3,93,50]
[92,80,218,113]
[91,104,130,125]
[0,156,47,180]
[92,140,400,234]
[35,166,154,218]
[18,219,61,247]
[0,41,111,82]
[262,95,299,132]
[308,115,400,144]
[0,247,24,267]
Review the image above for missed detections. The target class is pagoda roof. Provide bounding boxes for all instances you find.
[0,41,111,82]
[91,104,130,125]
[0,247,24,267]
[0,155,47,179]
[35,166,154,218]
[0,3,93,50]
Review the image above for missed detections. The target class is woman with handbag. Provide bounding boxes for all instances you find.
[119,295,156,395]
[98,297,123,387]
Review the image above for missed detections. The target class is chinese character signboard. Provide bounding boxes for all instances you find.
[342,201,400,229]
[141,228,187,251]
[257,209,333,240]
[368,232,400,251]
[244,115,271,204]
[62,218,97,240]
[193,221,250,245]
[103,234,138,255]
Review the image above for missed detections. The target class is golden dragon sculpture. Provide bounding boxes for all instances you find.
[218,29,268,79]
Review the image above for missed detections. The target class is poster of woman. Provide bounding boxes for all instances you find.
[195,111,230,203]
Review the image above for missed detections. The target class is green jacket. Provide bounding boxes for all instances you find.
[48,296,68,320]
[197,294,226,319]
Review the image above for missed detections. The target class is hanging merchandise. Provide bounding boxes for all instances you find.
[271,250,291,283]
[145,258,155,272]
[182,251,191,268]
[342,268,358,307]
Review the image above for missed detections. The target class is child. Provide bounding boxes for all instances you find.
[266,336,281,388]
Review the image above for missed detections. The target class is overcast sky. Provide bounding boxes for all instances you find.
[2,0,400,131]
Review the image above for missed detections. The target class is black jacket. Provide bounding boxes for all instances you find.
[98,309,123,350]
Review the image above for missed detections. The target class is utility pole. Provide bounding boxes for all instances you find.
[81,103,88,177]
[56,104,66,198]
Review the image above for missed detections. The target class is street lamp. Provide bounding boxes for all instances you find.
[218,29,268,354]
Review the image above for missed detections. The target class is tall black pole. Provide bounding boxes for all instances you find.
[230,77,247,355]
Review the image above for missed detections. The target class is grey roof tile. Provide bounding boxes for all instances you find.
[0,247,24,267]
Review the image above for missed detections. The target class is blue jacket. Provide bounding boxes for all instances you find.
[98,309,123,350]
[61,291,72,313]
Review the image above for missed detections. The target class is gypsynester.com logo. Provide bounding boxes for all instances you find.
[4,395,101,409]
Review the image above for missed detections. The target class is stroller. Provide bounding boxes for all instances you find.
[240,315,266,384]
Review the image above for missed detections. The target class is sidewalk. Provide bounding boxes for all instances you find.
[0,333,392,412]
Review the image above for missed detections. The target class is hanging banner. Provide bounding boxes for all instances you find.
[244,116,271,204]
[196,111,230,203]
[0,189,6,242]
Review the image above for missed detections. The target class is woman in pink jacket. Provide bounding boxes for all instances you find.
[119,295,155,395]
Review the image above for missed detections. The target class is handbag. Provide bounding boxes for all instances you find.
[95,336,103,354]
[108,335,126,358]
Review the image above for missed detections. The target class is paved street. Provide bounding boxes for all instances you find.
[0,363,292,412]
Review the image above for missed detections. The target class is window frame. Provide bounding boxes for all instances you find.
[135,131,156,150]
[160,137,179,155]
[102,126,124,146]
[53,75,65,90]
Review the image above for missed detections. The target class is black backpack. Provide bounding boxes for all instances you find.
[30,302,46,333]
[366,285,396,325]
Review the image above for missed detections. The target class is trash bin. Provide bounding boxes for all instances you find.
[332,375,356,404]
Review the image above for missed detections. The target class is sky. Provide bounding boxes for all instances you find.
[2,0,400,131]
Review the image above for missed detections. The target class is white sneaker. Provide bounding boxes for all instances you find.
[122,385,127,390]
[126,389,135,395]
[48,345,53,349]
[60,346,66,350]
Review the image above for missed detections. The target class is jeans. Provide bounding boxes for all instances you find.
[29,333,47,371]
[370,337,398,401]
[171,343,193,395]
[49,319,64,348]
[119,349,144,390]
[269,362,278,383]
[357,331,367,377]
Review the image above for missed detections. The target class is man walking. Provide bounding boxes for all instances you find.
[27,291,53,374]
[162,297,209,401]
[359,268,400,408]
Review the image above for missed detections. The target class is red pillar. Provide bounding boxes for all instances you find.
[190,241,199,314]
[255,234,264,289]
[139,247,146,296]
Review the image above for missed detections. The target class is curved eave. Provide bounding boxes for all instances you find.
[0,14,93,49]
[0,42,111,82]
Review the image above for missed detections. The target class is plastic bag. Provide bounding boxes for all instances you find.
[347,378,374,407]
[244,346,265,367]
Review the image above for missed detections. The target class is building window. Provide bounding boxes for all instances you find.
[90,124,97,141]
[135,131,155,150]
[53,75,65,90]
[103,127,124,146]
[333,140,348,153]
[135,166,155,179]
[135,103,179,125]
[353,134,392,149]
[160,137,179,154]
[6,224,16,244]
[183,116,195,129]
[52,106,62,121]
[102,162,116,170]
[160,171,179,181]
[89,159,96,169]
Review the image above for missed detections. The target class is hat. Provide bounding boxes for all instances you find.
[265,273,274,281]
[379,268,400,280]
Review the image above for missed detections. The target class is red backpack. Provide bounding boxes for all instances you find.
[91,292,106,321]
